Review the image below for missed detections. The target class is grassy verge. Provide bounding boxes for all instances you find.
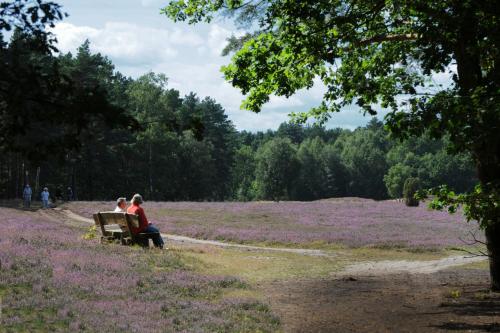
[173,241,465,285]
[177,245,342,283]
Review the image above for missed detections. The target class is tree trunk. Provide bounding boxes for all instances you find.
[15,154,20,199]
[71,165,76,201]
[86,147,93,201]
[7,154,12,198]
[149,143,154,200]
[486,224,500,291]
[476,156,500,291]
[454,6,500,292]
[35,166,40,199]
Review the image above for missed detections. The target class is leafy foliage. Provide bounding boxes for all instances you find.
[417,183,500,229]
[162,0,499,218]
[0,1,138,162]
[232,145,256,201]
[255,137,299,201]
[403,177,420,207]
[0,2,479,205]
[163,4,500,290]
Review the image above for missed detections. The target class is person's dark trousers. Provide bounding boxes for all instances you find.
[144,225,164,248]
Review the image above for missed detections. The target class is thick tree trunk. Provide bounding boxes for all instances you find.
[454,5,500,292]
[476,147,500,291]
[476,155,500,291]
[71,165,76,201]
[149,143,154,200]
[477,158,500,291]
[15,154,20,199]
[486,224,500,291]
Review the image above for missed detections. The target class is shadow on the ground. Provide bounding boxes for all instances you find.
[432,322,500,332]
[429,293,500,331]
[264,270,499,333]
[0,199,63,212]
[442,299,500,316]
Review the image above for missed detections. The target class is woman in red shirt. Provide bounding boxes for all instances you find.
[127,194,164,248]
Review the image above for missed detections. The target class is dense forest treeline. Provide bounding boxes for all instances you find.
[0,38,476,202]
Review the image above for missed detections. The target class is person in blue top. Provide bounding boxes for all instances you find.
[41,187,50,209]
[23,184,32,208]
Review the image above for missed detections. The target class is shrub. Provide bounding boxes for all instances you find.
[403,177,420,207]
[82,225,97,240]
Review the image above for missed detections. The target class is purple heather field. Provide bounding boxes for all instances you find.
[65,198,481,249]
[0,207,279,332]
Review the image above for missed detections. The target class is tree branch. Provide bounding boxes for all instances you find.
[454,230,490,258]
[453,247,490,258]
[356,33,419,47]
[459,230,488,246]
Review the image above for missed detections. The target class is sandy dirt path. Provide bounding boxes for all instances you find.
[339,255,486,276]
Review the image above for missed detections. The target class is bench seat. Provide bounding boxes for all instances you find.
[93,211,159,248]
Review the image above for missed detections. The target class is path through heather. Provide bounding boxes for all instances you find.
[65,198,485,248]
[52,207,486,275]
[54,208,333,257]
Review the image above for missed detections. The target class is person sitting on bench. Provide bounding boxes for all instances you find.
[114,197,127,212]
[127,194,164,249]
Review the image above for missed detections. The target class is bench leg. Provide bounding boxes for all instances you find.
[101,236,115,244]
[138,238,149,248]
[120,235,133,246]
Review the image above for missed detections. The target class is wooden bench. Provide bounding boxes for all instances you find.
[93,212,160,248]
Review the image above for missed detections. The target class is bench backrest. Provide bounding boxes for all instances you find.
[94,212,140,236]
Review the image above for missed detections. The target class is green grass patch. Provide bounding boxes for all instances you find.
[177,245,343,283]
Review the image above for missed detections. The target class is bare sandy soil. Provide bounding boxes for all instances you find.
[341,256,486,275]
[263,269,499,333]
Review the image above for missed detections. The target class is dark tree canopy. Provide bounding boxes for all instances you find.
[0,1,138,162]
[0,0,64,37]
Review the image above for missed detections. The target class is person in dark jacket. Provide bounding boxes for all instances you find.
[23,184,32,208]
[66,187,73,201]
[41,187,50,208]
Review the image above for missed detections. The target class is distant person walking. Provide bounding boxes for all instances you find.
[114,197,127,212]
[23,184,32,208]
[66,186,73,201]
[41,187,50,208]
[127,194,164,248]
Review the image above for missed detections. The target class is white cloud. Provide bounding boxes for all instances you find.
[307,77,328,100]
[207,24,246,56]
[49,20,368,131]
[208,24,231,56]
[428,65,456,91]
[48,1,460,132]
[52,23,100,53]
[170,28,204,47]
[51,22,205,66]
[267,95,305,109]
[229,109,291,132]
[196,46,208,56]
[153,61,241,108]
[140,0,164,7]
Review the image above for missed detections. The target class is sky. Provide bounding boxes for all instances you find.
[49,0,390,131]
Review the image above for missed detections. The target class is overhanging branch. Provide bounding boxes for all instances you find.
[357,33,419,46]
